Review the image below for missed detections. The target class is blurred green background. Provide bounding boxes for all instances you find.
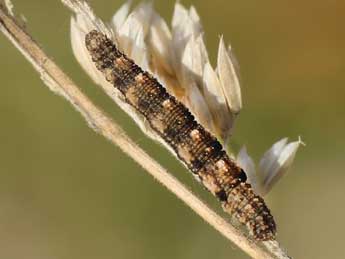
[1,0,344,258]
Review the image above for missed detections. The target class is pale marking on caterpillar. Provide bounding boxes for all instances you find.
[85,30,276,241]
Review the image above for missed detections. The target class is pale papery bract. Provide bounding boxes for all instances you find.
[237,138,304,195]
[64,0,302,196]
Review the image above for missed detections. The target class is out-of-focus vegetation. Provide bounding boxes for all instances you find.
[0,1,344,258]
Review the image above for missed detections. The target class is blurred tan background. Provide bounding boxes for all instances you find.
[1,0,344,258]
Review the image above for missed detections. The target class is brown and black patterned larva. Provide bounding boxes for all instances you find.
[85,30,276,241]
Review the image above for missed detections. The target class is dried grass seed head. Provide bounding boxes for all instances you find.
[67,0,303,196]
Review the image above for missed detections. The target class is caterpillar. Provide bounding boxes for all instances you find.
[85,30,276,241]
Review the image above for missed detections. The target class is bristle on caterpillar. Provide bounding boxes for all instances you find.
[85,30,276,241]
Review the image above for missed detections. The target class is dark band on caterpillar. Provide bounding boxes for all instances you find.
[85,30,276,241]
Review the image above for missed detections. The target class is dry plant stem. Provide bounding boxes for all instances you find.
[0,3,290,259]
